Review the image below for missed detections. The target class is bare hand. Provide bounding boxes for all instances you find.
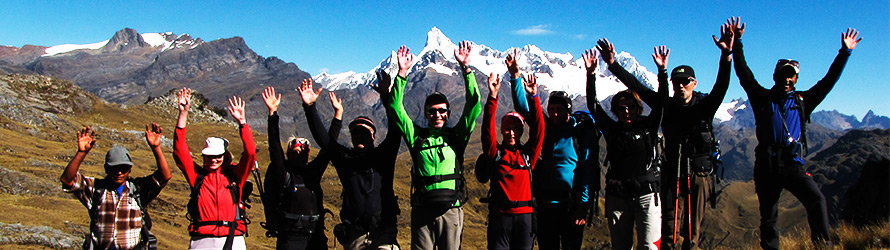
[842,28,862,50]
[651,46,670,70]
[505,49,520,79]
[329,91,343,113]
[262,86,281,115]
[397,45,414,78]
[582,49,599,75]
[487,73,501,99]
[228,96,247,125]
[177,88,192,112]
[455,40,472,73]
[730,16,745,39]
[145,123,163,148]
[371,70,393,95]
[77,126,96,152]
[298,79,323,106]
[523,73,538,97]
[596,38,616,65]
[713,23,734,52]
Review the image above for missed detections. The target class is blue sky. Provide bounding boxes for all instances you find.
[4,0,888,118]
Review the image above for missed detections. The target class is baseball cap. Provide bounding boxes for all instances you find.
[775,59,800,74]
[201,137,229,156]
[105,146,133,167]
[671,65,696,79]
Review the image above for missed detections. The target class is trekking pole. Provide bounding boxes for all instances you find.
[687,152,692,243]
[673,144,682,246]
[252,149,264,197]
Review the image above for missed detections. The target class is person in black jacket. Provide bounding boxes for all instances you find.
[598,22,734,250]
[298,75,402,250]
[262,86,333,250]
[729,17,861,249]
[590,45,667,250]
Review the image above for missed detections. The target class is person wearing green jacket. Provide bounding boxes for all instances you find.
[379,41,481,250]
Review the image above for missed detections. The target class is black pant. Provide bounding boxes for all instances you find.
[536,202,584,250]
[277,232,311,250]
[754,159,829,250]
[488,212,534,250]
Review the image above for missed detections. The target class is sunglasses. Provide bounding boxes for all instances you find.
[672,77,695,86]
[777,59,800,67]
[616,105,641,112]
[426,108,449,115]
[105,165,132,173]
[203,154,224,159]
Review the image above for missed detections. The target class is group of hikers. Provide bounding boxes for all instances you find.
[59,17,861,250]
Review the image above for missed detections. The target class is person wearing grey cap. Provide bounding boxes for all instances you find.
[60,123,172,250]
[729,17,861,249]
[598,21,735,250]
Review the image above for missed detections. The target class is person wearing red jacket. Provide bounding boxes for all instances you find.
[478,68,545,250]
[172,88,257,250]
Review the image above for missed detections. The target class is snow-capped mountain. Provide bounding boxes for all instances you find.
[314,27,662,103]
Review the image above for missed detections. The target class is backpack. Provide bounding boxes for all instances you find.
[410,128,467,210]
[475,146,534,208]
[86,179,157,250]
[604,127,663,198]
[187,168,251,249]
[260,166,322,237]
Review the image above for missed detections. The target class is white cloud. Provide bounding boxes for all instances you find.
[512,25,555,35]
[574,34,586,40]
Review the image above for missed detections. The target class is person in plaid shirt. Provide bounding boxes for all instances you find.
[60,124,172,250]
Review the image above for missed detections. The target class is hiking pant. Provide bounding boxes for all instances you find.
[606,192,661,250]
[411,207,463,250]
[661,173,712,250]
[277,232,311,250]
[487,212,534,250]
[189,236,247,250]
[336,223,400,250]
[754,160,830,250]
[536,202,584,250]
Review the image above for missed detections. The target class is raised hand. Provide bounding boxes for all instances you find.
[177,88,192,112]
[841,28,862,50]
[298,79,323,106]
[713,23,734,52]
[523,73,538,97]
[228,96,247,125]
[397,45,414,78]
[596,38,616,65]
[487,73,501,99]
[145,123,163,148]
[371,70,393,95]
[262,86,281,115]
[729,16,745,39]
[77,126,96,153]
[652,46,670,70]
[455,40,473,74]
[505,49,520,79]
[582,48,599,75]
[329,92,343,120]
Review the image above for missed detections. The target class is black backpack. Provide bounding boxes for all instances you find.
[87,179,157,250]
[409,127,467,210]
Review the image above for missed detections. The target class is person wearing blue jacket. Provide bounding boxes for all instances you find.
[730,17,861,249]
[507,50,599,250]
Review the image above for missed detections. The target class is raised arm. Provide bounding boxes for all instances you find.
[145,123,172,184]
[262,87,287,186]
[506,49,530,117]
[60,126,96,187]
[372,70,401,152]
[598,39,665,107]
[454,40,483,141]
[523,75,545,170]
[700,23,735,115]
[482,73,501,162]
[587,52,618,132]
[801,28,859,113]
[387,46,418,146]
[173,88,197,185]
[228,96,256,187]
[729,17,765,96]
[300,79,336,149]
